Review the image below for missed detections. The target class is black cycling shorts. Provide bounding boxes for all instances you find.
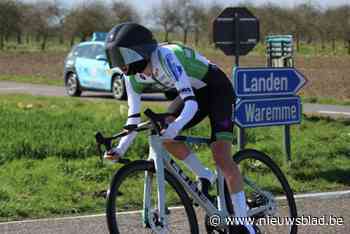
[167,64,235,142]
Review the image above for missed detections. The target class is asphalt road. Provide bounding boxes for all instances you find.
[1,81,350,119]
[0,194,349,234]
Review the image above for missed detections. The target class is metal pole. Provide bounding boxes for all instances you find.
[283,125,292,161]
[234,11,245,151]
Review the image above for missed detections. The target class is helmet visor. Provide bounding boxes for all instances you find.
[106,47,144,68]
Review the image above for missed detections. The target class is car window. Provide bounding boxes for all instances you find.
[74,45,90,58]
[88,44,106,59]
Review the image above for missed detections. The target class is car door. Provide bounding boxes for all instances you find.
[91,44,112,91]
[75,44,95,88]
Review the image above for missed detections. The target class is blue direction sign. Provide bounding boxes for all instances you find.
[233,67,306,98]
[234,96,302,128]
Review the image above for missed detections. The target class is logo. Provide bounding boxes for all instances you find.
[165,54,182,81]
[179,88,192,94]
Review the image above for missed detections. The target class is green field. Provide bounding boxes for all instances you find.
[0,75,63,86]
[0,94,350,221]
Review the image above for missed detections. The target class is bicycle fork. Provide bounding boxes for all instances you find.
[142,136,168,233]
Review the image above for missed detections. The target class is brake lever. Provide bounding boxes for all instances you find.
[96,143,103,163]
[144,109,162,135]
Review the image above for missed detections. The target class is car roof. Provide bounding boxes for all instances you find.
[77,41,105,47]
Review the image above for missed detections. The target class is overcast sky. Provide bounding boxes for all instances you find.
[21,0,350,10]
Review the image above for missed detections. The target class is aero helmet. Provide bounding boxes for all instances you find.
[105,22,158,73]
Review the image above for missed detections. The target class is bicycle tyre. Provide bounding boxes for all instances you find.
[230,149,298,234]
[106,160,199,234]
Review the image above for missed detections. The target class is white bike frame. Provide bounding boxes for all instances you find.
[142,135,231,232]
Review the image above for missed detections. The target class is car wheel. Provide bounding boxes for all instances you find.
[112,75,127,100]
[65,72,82,97]
[164,90,178,100]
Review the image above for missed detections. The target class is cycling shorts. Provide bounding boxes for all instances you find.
[167,64,235,142]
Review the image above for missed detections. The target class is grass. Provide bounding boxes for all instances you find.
[2,74,350,106]
[0,94,350,221]
[0,75,62,86]
[302,96,350,106]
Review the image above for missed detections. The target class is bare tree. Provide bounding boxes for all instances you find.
[29,1,61,50]
[0,0,21,49]
[174,0,195,44]
[191,4,207,46]
[206,2,224,45]
[151,0,178,42]
[63,2,111,45]
[110,1,140,24]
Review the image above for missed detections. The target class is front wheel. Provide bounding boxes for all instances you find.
[232,149,298,234]
[106,160,199,234]
[112,75,127,100]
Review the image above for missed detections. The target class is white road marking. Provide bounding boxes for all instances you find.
[1,190,350,226]
[318,111,350,116]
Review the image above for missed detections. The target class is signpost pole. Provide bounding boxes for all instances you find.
[266,35,294,162]
[234,11,245,151]
[284,125,291,161]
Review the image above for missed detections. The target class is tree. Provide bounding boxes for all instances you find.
[151,0,178,42]
[110,1,140,24]
[174,0,195,44]
[29,1,61,50]
[191,4,207,46]
[0,1,21,49]
[206,2,224,45]
[63,2,111,45]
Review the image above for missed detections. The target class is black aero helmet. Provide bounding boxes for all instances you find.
[105,22,158,69]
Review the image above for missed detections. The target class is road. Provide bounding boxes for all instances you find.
[1,81,350,118]
[0,193,349,234]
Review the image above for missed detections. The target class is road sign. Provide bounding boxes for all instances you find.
[213,7,259,56]
[234,96,302,128]
[233,67,306,98]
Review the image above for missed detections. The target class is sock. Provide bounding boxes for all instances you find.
[183,153,215,183]
[231,191,248,217]
[231,191,256,233]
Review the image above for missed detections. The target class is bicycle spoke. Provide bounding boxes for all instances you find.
[234,150,297,234]
[107,161,197,233]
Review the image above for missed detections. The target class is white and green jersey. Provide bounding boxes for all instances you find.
[127,43,210,95]
[117,43,211,155]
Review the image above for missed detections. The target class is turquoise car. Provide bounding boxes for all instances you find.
[63,32,176,100]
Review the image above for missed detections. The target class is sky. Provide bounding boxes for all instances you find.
[21,0,350,11]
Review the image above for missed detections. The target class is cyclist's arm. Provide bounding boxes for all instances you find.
[161,48,198,133]
[115,75,142,156]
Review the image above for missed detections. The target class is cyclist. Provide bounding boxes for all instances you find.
[105,22,257,234]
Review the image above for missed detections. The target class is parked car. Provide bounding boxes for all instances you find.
[63,32,177,100]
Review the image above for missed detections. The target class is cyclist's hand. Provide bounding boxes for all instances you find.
[104,147,122,162]
[161,122,180,140]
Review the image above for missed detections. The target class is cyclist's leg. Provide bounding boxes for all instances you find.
[162,90,215,182]
[206,65,252,225]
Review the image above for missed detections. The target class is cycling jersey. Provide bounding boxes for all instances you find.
[116,43,234,156]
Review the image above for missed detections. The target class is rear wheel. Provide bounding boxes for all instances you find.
[232,149,298,234]
[112,75,127,100]
[65,72,82,97]
[106,160,199,234]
